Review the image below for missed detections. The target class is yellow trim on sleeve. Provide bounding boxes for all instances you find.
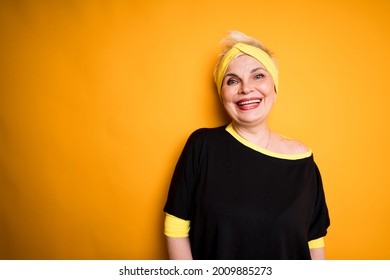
[164,213,190,238]
[308,237,325,249]
[226,124,312,160]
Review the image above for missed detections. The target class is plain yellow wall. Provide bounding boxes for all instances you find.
[0,0,389,259]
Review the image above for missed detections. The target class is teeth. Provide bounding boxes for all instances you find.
[238,99,261,106]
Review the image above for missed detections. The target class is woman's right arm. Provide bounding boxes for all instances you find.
[166,236,193,260]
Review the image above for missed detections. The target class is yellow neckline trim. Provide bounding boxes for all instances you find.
[225,124,312,160]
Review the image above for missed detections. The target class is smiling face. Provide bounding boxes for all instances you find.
[221,54,277,128]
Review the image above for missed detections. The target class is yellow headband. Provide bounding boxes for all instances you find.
[215,42,279,95]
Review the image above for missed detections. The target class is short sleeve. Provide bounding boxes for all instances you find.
[164,213,191,237]
[163,131,201,220]
[308,163,330,241]
[308,237,325,249]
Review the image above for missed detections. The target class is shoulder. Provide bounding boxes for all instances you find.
[271,133,310,155]
[188,125,228,141]
[182,125,229,156]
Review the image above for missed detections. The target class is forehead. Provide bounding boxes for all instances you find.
[226,53,266,72]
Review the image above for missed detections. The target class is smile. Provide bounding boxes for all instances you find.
[237,99,262,106]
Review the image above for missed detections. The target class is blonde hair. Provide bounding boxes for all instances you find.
[213,31,277,80]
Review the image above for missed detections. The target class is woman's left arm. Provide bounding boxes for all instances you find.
[310,247,325,260]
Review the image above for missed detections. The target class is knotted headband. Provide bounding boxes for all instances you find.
[214,42,279,96]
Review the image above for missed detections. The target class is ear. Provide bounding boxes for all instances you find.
[273,85,277,102]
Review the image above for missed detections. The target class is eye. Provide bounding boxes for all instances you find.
[254,73,265,80]
[227,78,238,85]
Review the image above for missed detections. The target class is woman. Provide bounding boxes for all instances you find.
[163,31,330,260]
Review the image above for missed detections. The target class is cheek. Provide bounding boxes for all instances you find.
[221,88,235,102]
[222,100,236,118]
[258,82,275,96]
[265,90,277,104]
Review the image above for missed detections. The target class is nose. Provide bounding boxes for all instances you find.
[239,80,254,95]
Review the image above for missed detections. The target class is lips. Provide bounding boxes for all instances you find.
[236,98,262,110]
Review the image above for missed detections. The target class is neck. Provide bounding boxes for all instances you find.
[232,121,271,149]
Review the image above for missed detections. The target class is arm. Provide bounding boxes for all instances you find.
[164,214,193,259]
[310,247,325,260]
[308,237,326,260]
[166,236,193,260]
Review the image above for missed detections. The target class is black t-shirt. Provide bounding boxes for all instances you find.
[164,125,330,259]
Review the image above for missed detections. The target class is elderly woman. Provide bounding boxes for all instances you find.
[163,31,330,260]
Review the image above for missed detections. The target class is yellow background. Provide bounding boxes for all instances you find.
[0,0,389,259]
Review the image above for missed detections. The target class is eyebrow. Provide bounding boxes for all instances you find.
[224,67,266,79]
[251,67,266,73]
